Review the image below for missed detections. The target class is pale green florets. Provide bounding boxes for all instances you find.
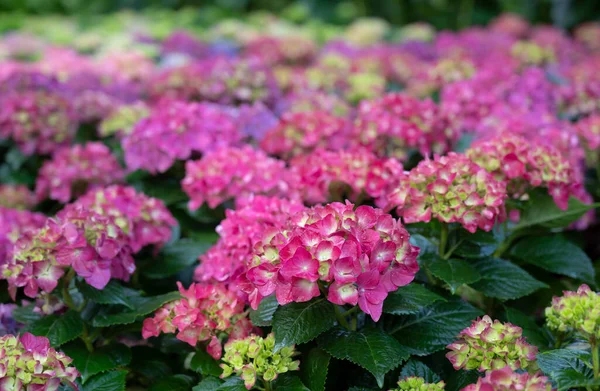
[390,376,445,391]
[220,333,300,389]
[545,284,600,341]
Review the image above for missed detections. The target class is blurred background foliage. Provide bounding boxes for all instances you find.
[0,0,599,30]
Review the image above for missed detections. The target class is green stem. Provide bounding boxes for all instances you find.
[439,224,449,258]
[340,306,359,318]
[443,238,465,260]
[62,269,76,310]
[350,315,357,331]
[334,306,351,330]
[592,339,599,380]
[493,230,527,258]
[81,325,94,353]
[264,381,272,391]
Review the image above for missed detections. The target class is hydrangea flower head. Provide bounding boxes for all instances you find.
[70,185,177,253]
[0,91,76,155]
[575,115,600,152]
[0,185,36,210]
[290,148,405,206]
[545,284,600,340]
[260,111,348,159]
[240,201,419,321]
[0,207,46,266]
[220,333,300,390]
[276,90,351,118]
[182,146,297,210]
[511,41,555,67]
[35,142,124,203]
[123,101,241,174]
[446,315,538,372]
[466,133,578,210]
[391,377,445,391]
[2,206,133,298]
[352,93,458,159]
[98,101,150,138]
[387,153,507,233]
[0,333,79,391]
[195,196,305,284]
[461,367,551,391]
[142,282,256,360]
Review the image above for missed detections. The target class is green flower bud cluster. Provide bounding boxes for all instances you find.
[545,284,600,341]
[220,333,300,390]
[390,376,445,391]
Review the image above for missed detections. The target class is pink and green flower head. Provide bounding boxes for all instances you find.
[461,367,552,391]
[446,315,538,372]
[545,284,600,341]
[220,333,299,390]
[390,376,445,391]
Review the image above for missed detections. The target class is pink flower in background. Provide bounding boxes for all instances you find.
[461,367,551,391]
[0,185,36,210]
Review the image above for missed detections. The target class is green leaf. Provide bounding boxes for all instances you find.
[12,303,42,324]
[150,375,195,391]
[453,230,498,259]
[92,292,181,327]
[273,373,311,391]
[426,258,481,293]
[272,299,336,351]
[516,191,599,230]
[470,258,548,300]
[391,300,483,356]
[28,310,83,347]
[78,281,140,309]
[130,346,172,381]
[193,377,223,391]
[445,370,479,391]
[510,236,595,284]
[537,349,600,391]
[83,370,127,391]
[214,377,247,391]
[383,284,447,315]
[249,294,279,327]
[62,342,131,383]
[400,359,441,383]
[189,349,222,377]
[300,348,330,391]
[143,238,216,279]
[503,307,551,350]
[318,327,410,388]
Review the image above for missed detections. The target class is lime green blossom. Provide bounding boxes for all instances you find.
[390,376,445,391]
[545,284,600,341]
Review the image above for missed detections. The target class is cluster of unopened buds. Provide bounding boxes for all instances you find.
[389,377,445,391]
[0,332,79,391]
[0,184,36,210]
[460,367,552,391]
[194,195,305,284]
[142,282,256,360]
[182,145,297,210]
[446,315,538,372]
[0,90,76,155]
[35,142,124,203]
[239,201,420,321]
[289,148,404,205]
[2,206,133,297]
[467,133,578,210]
[220,333,299,390]
[69,185,177,253]
[386,152,507,233]
[122,100,241,174]
[545,284,600,341]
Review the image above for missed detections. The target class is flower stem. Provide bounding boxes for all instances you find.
[62,269,76,310]
[81,325,94,352]
[264,381,272,391]
[439,224,448,257]
[592,339,599,380]
[334,305,351,330]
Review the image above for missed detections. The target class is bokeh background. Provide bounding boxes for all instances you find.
[0,0,599,30]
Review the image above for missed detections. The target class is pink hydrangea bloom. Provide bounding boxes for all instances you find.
[69,185,177,253]
[0,185,36,210]
[575,114,600,151]
[260,111,348,159]
[446,315,538,372]
[0,91,76,155]
[182,146,298,210]
[122,100,242,174]
[142,282,257,359]
[289,148,404,206]
[195,195,305,284]
[244,36,316,66]
[2,206,133,298]
[275,90,351,118]
[461,367,552,391]
[386,152,507,233]
[351,92,459,159]
[467,133,579,210]
[489,13,530,37]
[238,201,420,321]
[35,142,125,203]
[0,333,79,390]
[0,207,46,266]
